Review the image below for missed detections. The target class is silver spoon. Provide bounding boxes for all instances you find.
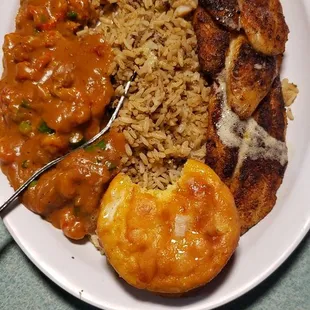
[0,71,137,214]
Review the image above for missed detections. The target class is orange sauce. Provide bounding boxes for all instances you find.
[0,0,126,239]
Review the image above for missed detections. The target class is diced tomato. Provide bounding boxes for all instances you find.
[38,20,57,31]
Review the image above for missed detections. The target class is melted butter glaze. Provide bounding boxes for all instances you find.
[216,78,288,167]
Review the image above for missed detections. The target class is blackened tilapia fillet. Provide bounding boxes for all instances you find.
[206,77,287,234]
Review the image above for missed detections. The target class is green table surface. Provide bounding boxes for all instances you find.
[0,221,309,310]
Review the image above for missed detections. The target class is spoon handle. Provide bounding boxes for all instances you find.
[0,71,137,214]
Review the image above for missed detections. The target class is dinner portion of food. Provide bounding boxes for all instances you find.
[0,0,299,296]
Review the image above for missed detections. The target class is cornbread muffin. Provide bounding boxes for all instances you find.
[97,160,240,294]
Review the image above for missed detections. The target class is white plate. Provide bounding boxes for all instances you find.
[1,1,310,309]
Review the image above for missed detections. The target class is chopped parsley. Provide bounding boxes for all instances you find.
[84,140,106,152]
[38,121,55,134]
[67,11,78,21]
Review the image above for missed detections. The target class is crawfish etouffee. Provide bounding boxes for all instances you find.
[0,0,126,239]
[97,160,240,294]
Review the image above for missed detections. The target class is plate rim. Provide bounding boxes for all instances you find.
[4,192,310,310]
[2,0,310,309]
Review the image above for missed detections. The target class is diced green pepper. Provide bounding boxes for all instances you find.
[21,160,30,169]
[29,180,38,188]
[67,11,78,21]
[95,140,106,150]
[40,14,48,23]
[105,161,116,171]
[19,120,32,135]
[73,206,81,216]
[85,145,95,152]
[20,99,30,109]
[38,121,55,134]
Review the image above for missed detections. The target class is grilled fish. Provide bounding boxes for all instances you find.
[197,0,289,56]
[238,0,289,55]
[225,35,277,119]
[206,77,287,234]
[199,0,240,30]
[193,6,230,76]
